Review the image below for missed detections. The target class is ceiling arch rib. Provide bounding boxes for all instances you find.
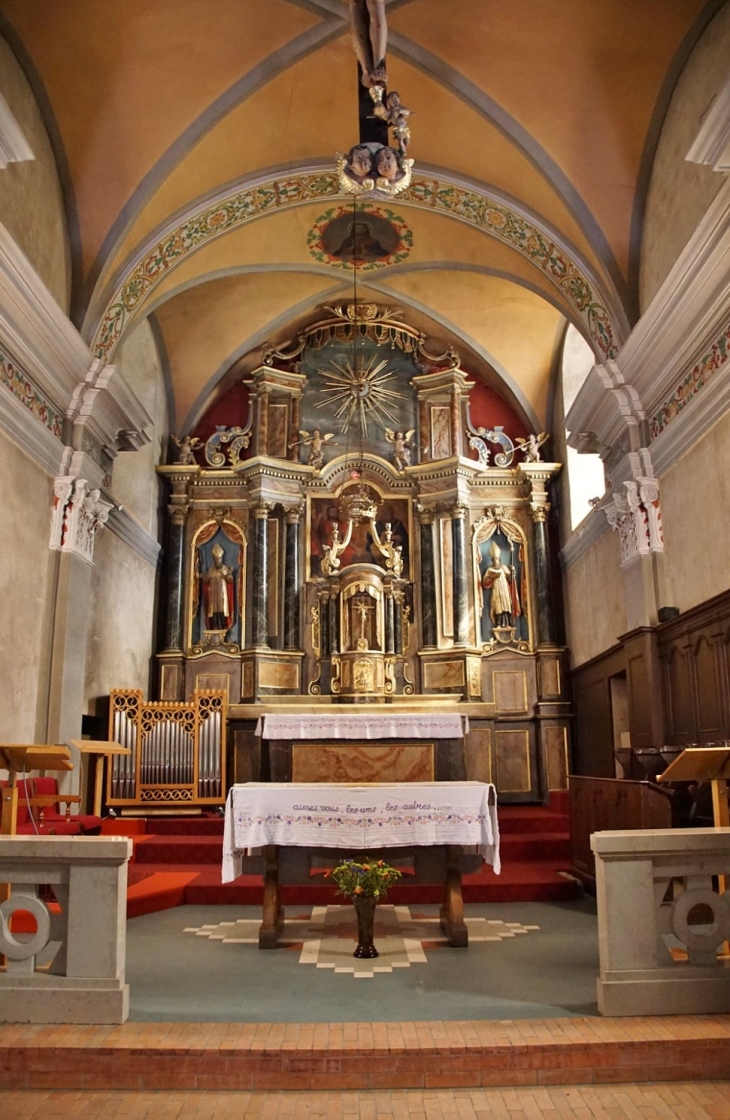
[387,29,629,311]
[79,13,347,323]
[89,165,625,366]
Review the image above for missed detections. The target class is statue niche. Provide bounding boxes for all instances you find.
[191,524,244,652]
[473,514,530,651]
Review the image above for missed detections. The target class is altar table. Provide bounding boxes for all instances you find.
[223,782,499,947]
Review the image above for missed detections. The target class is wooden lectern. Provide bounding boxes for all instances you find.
[0,744,73,837]
[0,744,74,911]
[657,745,730,828]
[659,745,730,917]
[67,740,130,817]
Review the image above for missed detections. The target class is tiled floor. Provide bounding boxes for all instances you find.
[3,1083,730,1119]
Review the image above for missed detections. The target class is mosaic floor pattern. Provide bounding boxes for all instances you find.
[184,905,539,978]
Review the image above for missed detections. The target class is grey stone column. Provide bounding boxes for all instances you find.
[418,508,437,648]
[283,506,301,650]
[532,507,556,646]
[251,504,270,648]
[451,503,468,646]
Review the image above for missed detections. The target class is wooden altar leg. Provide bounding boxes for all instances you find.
[439,844,469,947]
[259,845,284,949]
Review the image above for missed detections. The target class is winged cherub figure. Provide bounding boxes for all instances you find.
[293,428,336,470]
[515,432,549,463]
[384,427,415,471]
[172,434,201,465]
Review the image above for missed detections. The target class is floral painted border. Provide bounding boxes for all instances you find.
[93,171,618,362]
[307,204,413,270]
[0,350,63,438]
[649,321,730,440]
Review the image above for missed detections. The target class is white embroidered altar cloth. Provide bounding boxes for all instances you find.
[256,713,467,739]
[222,781,499,882]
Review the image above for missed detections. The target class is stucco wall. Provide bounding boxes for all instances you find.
[111,319,169,536]
[640,5,730,311]
[0,429,54,741]
[563,526,626,668]
[660,406,730,614]
[84,526,158,710]
[0,36,70,311]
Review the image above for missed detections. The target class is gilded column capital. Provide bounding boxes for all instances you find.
[416,503,435,525]
[451,500,468,520]
[167,500,190,527]
[529,503,550,524]
[252,501,273,520]
[284,502,304,525]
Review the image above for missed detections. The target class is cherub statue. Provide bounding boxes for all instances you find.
[384,427,415,471]
[371,90,413,154]
[172,434,201,466]
[515,432,549,463]
[292,428,336,470]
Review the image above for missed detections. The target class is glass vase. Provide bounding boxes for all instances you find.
[352,894,378,958]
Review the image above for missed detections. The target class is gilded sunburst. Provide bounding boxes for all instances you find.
[315,355,405,437]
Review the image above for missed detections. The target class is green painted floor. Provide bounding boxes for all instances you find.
[126,897,599,1022]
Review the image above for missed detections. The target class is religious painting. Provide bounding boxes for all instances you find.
[190,525,244,650]
[476,528,529,645]
[309,496,410,578]
[307,204,412,270]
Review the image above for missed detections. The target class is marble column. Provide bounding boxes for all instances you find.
[385,590,395,654]
[163,504,187,651]
[320,590,330,658]
[283,506,301,649]
[393,588,404,656]
[531,507,556,646]
[451,503,468,646]
[419,509,437,648]
[328,584,340,654]
[251,504,270,648]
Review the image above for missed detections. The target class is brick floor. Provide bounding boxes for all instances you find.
[1,1017,730,1092]
[2,1083,730,1120]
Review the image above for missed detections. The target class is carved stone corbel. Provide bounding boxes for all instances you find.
[50,476,113,563]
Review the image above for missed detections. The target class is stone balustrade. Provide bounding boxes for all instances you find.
[592,828,730,1015]
[0,836,131,1024]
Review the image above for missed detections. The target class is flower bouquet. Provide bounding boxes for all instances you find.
[328,858,402,959]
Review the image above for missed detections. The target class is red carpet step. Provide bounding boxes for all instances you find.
[111,794,581,919]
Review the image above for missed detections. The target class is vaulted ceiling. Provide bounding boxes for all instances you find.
[0,0,715,432]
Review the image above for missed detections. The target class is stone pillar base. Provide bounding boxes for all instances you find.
[0,979,129,1025]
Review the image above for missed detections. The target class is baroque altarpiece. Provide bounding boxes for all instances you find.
[155,305,570,802]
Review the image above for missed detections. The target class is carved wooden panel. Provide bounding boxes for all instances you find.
[543,725,569,790]
[493,670,528,713]
[464,728,492,784]
[664,644,696,740]
[540,655,561,699]
[231,729,260,784]
[494,728,531,792]
[194,673,230,694]
[694,634,722,736]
